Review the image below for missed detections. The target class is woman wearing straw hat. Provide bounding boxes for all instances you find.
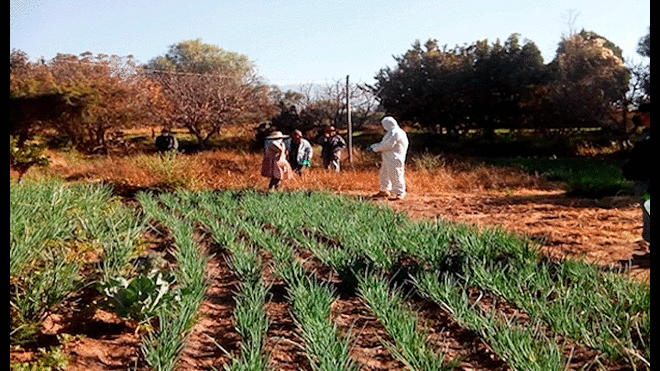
[261,131,293,189]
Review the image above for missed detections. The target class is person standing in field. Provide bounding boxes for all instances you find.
[261,131,293,190]
[286,130,313,176]
[155,128,179,154]
[318,126,346,172]
[367,116,409,200]
[622,103,651,244]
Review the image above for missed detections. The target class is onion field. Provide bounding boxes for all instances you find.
[10,181,650,370]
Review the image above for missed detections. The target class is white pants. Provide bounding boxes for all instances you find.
[379,158,406,196]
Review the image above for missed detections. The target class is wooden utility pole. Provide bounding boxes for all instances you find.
[346,75,353,163]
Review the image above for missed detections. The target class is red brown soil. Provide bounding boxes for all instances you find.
[378,190,649,283]
[11,151,649,370]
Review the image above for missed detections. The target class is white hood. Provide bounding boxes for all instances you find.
[371,116,408,160]
[372,116,408,196]
[381,116,398,132]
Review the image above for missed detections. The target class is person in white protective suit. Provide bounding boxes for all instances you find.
[367,116,409,200]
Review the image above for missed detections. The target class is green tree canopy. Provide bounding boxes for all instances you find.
[637,27,650,98]
[146,38,254,75]
[373,31,630,137]
[373,34,545,134]
[530,32,630,134]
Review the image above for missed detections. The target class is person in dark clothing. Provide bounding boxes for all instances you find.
[318,126,346,172]
[622,103,650,243]
[155,128,179,154]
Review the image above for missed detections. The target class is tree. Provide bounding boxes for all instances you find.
[373,39,470,132]
[467,34,545,136]
[10,50,164,153]
[268,89,309,132]
[373,35,545,135]
[269,79,380,136]
[374,30,630,138]
[10,50,75,144]
[636,27,650,98]
[146,39,277,148]
[310,79,381,130]
[527,31,630,136]
[53,53,167,152]
[620,27,650,136]
[147,38,254,75]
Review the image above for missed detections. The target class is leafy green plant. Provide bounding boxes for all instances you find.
[413,271,566,371]
[19,187,642,371]
[10,135,50,182]
[10,258,80,344]
[11,345,69,371]
[286,269,359,371]
[99,270,176,323]
[237,190,649,369]
[224,273,271,371]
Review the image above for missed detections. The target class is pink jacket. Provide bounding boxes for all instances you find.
[261,140,293,179]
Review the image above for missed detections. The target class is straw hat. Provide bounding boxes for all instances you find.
[266,131,289,139]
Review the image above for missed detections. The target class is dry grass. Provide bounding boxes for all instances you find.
[13,124,546,195]
[23,147,547,196]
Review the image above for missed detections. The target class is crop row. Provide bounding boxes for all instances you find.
[147,189,648,370]
[167,189,358,371]
[148,189,272,370]
[179,189,649,370]
[10,183,650,370]
[10,181,146,348]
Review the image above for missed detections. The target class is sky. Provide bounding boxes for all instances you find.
[10,0,650,88]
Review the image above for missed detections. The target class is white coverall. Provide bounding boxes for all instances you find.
[370,116,409,197]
